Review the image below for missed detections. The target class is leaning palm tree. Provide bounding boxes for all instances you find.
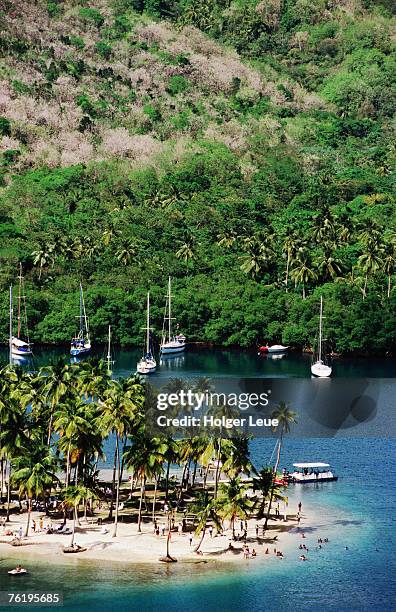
[217,477,255,539]
[11,444,58,536]
[191,492,223,552]
[264,402,296,531]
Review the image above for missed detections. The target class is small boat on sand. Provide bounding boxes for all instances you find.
[63,545,87,554]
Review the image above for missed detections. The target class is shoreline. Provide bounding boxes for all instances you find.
[0,507,310,568]
[1,343,395,360]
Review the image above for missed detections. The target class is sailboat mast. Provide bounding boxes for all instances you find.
[9,285,13,365]
[106,324,112,372]
[79,283,83,336]
[168,277,171,342]
[319,296,323,362]
[17,263,22,338]
[146,292,150,354]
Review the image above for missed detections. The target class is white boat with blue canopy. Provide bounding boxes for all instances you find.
[289,462,338,483]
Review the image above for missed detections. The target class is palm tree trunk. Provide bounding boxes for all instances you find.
[112,434,121,537]
[108,446,117,520]
[264,436,283,532]
[363,273,368,300]
[192,461,197,486]
[137,476,146,533]
[388,273,391,298]
[165,462,170,499]
[65,444,71,486]
[152,477,158,524]
[6,462,11,522]
[70,506,76,547]
[24,498,32,537]
[194,526,206,552]
[285,255,290,292]
[214,439,222,499]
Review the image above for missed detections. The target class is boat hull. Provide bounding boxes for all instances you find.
[311,361,332,377]
[160,343,186,355]
[291,476,338,484]
[70,346,91,357]
[11,347,32,356]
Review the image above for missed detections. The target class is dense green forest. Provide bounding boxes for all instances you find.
[0,0,395,354]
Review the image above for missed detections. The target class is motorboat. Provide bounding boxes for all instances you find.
[289,462,338,483]
[259,344,288,354]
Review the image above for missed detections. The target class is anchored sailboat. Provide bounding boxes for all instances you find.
[160,277,186,355]
[70,283,91,357]
[137,292,156,375]
[311,296,332,378]
[105,325,115,374]
[11,264,33,357]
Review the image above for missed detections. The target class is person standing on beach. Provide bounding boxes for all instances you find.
[39,517,43,531]
[298,502,302,513]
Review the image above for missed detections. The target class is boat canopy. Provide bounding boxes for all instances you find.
[293,462,330,468]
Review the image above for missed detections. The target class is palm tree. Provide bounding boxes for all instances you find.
[264,402,296,531]
[382,243,396,298]
[53,398,99,487]
[252,467,273,519]
[191,492,222,552]
[282,234,301,291]
[36,360,76,445]
[98,378,144,536]
[357,240,383,299]
[62,485,98,547]
[11,444,58,536]
[124,435,168,533]
[290,251,317,299]
[217,477,254,539]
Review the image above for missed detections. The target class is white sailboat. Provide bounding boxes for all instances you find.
[311,296,332,378]
[11,264,33,357]
[105,325,115,374]
[137,292,157,375]
[70,283,91,357]
[160,277,186,355]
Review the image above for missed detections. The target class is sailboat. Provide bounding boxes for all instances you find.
[105,325,115,374]
[160,277,186,355]
[311,296,332,378]
[137,292,156,375]
[70,283,91,357]
[11,264,33,357]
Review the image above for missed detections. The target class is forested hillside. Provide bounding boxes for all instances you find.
[0,0,395,353]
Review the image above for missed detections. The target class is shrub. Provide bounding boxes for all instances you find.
[166,75,189,95]
[79,7,104,28]
[0,117,11,137]
[95,41,112,59]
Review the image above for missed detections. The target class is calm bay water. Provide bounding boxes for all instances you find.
[0,438,395,611]
[1,345,396,379]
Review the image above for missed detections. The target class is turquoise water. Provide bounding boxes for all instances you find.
[0,437,394,611]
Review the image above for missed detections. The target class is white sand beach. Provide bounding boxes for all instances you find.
[0,505,313,566]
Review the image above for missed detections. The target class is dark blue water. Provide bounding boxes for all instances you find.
[0,437,394,611]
